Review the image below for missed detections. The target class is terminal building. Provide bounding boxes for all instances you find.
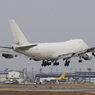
[0,70,24,83]
[0,69,95,84]
[35,71,95,82]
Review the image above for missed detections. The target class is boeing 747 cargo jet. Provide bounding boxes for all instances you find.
[0,20,95,67]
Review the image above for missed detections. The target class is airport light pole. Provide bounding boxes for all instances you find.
[75,69,77,72]
[39,68,42,78]
[70,68,72,78]
[51,68,52,77]
[80,68,82,72]
[56,69,58,74]
[25,68,27,80]
[70,68,72,73]
[5,68,8,80]
[80,68,82,78]
[87,68,92,84]
[22,69,24,79]
[32,68,34,82]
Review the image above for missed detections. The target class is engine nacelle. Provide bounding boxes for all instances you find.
[92,51,95,57]
[82,53,93,60]
[2,53,14,59]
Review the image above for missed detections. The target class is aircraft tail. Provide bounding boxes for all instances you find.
[60,72,66,79]
[55,72,66,81]
[10,19,29,45]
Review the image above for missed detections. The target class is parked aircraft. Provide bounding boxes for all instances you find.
[38,72,66,84]
[0,20,95,67]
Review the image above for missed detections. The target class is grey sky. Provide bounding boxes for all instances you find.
[0,0,95,73]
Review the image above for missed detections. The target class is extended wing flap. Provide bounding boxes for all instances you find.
[86,47,95,52]
[57,47,95,60]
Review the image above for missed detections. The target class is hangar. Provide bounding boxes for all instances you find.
[0,70,24,83]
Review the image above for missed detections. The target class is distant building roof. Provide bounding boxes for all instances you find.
[35,72,95,79]
[0,70,23,73]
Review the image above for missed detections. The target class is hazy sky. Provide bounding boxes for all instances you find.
[0,0,95,73]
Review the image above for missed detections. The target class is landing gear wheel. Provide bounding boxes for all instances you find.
[79,60,82,63]
[41,64,44,67]
[92,52,95,57]
[64,60,70,66]
[53,62,59,66]
[41,60,52,67]
[78,56,82,63]
[64,63,69,66]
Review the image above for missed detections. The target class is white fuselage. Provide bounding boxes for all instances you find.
[16,39,88,60]
[39,77,56,84]
[40,77,56,81]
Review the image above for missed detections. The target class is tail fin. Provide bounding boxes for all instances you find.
[10,19,29,45]
[60,72,66,79]
[55,72,66,81]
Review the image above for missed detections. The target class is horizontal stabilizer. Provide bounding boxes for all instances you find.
[0,46,12,49]
[17,44,37,50]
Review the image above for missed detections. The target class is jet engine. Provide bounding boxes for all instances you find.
[92,51,95,57]
[82,53,93,60]
[2,53,14,59]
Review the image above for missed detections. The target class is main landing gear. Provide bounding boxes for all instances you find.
[64,59,70,66]
[53,62,59,66]
[41,60,51,67]
[64,56,83,67]
[41,60,60,67]
[78,56,82,63]
[41,56,83,67]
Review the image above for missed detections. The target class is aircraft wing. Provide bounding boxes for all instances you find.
[57,47,95,60]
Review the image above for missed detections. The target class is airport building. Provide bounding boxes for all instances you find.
[35,71,95,83]
[0,70,24,83]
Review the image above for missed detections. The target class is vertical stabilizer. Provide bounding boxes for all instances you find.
[60,72,66,79]
[55,72,66,81]
[10,19,29,45]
